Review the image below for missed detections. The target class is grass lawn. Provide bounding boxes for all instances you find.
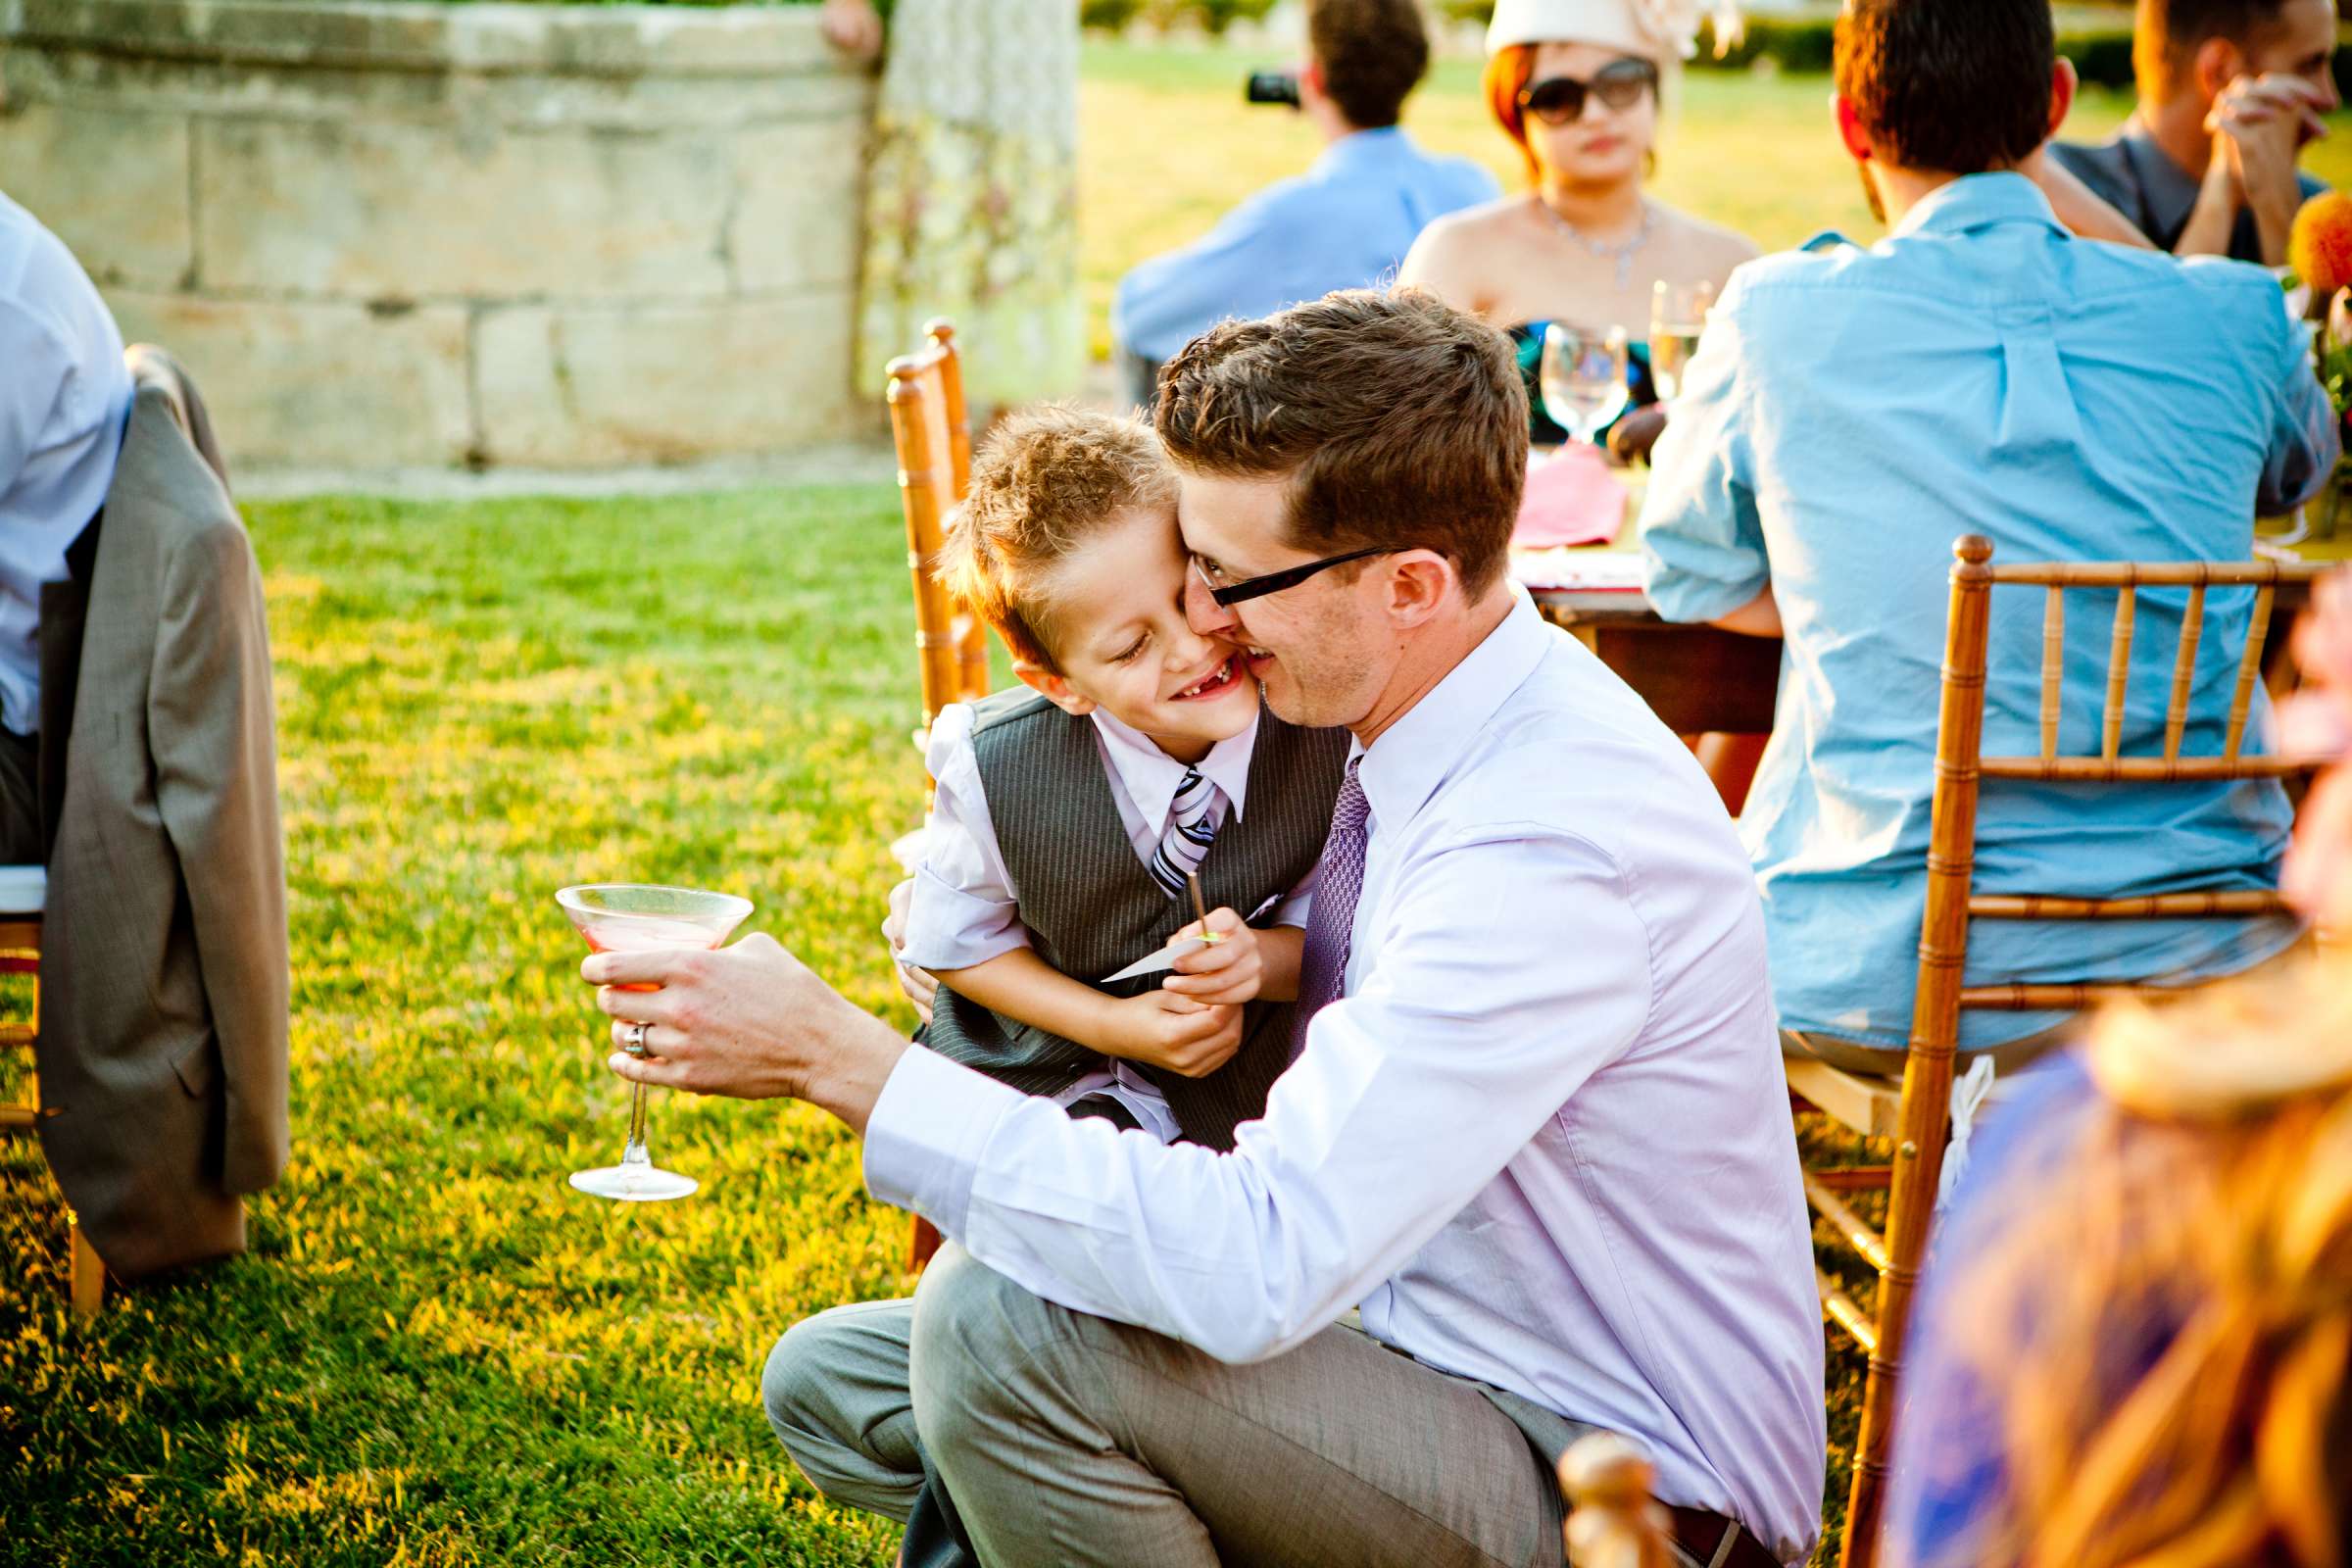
[0,488,931,1566]
[1080,41,2352,357]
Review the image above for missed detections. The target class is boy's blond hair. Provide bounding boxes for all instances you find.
[936,406,1179,674]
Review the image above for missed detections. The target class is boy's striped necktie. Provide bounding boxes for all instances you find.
[1149,768,1224,898]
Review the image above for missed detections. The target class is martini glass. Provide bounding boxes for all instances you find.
[556,883,753,1201]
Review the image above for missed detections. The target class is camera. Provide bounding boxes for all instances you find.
[1245,71,1300,109]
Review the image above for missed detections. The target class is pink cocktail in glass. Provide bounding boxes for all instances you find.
[555,884,752,1201]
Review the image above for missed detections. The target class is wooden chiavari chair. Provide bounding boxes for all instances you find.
[1559,1434,1674,1568]
[886,320,988,1274]
[1791,536,2330,1568]
[0,869,101,1315]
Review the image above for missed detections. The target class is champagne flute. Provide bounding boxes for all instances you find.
[1648,279,1715,401]
[1540,322,1632,447]
[556,883,752,1201]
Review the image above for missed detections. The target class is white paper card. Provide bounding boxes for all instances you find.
[1101,935,1210,984]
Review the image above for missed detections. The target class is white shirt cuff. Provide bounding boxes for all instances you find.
[862,1045,1025,1239]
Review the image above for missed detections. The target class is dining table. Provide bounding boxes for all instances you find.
[1513,473,2350,742]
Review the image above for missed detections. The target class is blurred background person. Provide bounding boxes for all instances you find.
[2051,0,2339,265]
[1398,0,1760,448]
[1109,0,1495,411]
[1882,967,2352,1568]
[824,0,1085,416]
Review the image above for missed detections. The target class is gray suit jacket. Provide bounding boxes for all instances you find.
[35,348,289,1278]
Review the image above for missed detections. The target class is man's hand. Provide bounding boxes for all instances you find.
[589,933,909,1134]
[882,877,938,1023]
[1096,991,1245,1078]
[1159,907,1264,1006]
[2207,74,2330,265]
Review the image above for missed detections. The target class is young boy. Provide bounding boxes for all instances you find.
[904,406,1349,1152]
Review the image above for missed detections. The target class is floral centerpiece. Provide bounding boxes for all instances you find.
[2290,191,2352,539]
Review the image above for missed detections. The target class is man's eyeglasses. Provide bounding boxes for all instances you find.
[1191,548,1395,608]
[1517,58,1659,127]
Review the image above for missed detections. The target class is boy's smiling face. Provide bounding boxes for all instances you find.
[1017,505,1256,762]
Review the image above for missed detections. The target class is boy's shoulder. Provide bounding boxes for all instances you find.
[965,686,1064,736]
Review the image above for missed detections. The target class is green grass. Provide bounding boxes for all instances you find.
[0,480,1884,1565]
[0,489,930,1566]
[1080,42,2352,357]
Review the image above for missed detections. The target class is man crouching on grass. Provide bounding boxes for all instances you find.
[586,288,1825,1568]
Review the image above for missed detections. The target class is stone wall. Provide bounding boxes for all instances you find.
[0,0,875,469]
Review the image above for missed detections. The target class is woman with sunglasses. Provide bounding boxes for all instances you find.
[1399,0,1755,449]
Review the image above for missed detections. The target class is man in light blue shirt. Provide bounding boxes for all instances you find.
[1109,0,1496,409]
[1641,0,2336,1063]
[0,191,130,863]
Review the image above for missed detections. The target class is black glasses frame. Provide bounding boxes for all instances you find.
[1516,58,1659,126]
[1193,547,1396,608]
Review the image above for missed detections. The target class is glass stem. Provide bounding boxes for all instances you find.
[621,1080,652,1167]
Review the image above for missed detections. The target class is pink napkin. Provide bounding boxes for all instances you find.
[1512,445,1627,550]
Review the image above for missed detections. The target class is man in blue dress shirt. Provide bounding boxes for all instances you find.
[1109,0,1497,410]
[0,192,130,863]
[1641,0,2338,1070]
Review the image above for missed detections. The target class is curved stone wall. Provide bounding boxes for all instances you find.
[0,0,874,469]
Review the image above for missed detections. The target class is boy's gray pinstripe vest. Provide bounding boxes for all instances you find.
[922,688,1349,1151]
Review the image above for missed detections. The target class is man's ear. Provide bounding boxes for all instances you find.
[2193,36,2242,103]
[2048,56,2078,141]
[1834,95,1874,164]
[1300,58,1326,104]
[1013,662,1096,717]
[1383,551,1457,632]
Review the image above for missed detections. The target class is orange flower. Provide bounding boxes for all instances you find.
[2289,191,2352,299]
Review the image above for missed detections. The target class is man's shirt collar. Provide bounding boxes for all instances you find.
[1890,171,2069,242]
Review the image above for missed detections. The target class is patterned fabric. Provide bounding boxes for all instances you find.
[1147,768,1223,900]
[1291,759,1368,1053]
[857,0,1084,411]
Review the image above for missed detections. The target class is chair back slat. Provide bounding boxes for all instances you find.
[2225,583,2277,760]
[2100,584,2136,760]
[1968,889,2290,920]
[2038,586,2064,760]
[2162,583,2206,760]
[886,321,989,732]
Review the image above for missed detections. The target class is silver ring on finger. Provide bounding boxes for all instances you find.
[623,1020,651,1057]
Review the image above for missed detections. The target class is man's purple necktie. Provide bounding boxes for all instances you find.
[1290,759,1369,1058]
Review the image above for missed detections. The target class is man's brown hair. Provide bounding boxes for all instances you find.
[935,406,1178,674]
[1308,0,1430,131]
[2134,0,2316,101]
[1835,0,2054,175]
[1154,288,1527,600]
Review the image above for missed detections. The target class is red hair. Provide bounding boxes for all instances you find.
[1484,44,1543,187]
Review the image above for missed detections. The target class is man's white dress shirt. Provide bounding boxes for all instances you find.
[905,700,1314,1145]
[0,192,129,736]
[869,591,1827,1562]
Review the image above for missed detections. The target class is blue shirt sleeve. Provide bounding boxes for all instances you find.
[1111,183,1299,362]
[1638,285,1769,624]
[2258,319,2339,516]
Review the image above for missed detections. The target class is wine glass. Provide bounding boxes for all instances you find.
[1540,322,1632,447]
[1648,279,1715,402]
[556,883,753,1201]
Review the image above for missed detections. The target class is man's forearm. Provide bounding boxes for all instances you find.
[2178,159,2243,258]
[1710,587,1784,639]
[801,994,914,1138]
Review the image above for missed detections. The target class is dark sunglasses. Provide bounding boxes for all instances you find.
[1191,548,1396,608]
[1517,58,1659,126]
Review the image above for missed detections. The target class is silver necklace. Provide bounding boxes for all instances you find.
[1533,196,1654,290]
